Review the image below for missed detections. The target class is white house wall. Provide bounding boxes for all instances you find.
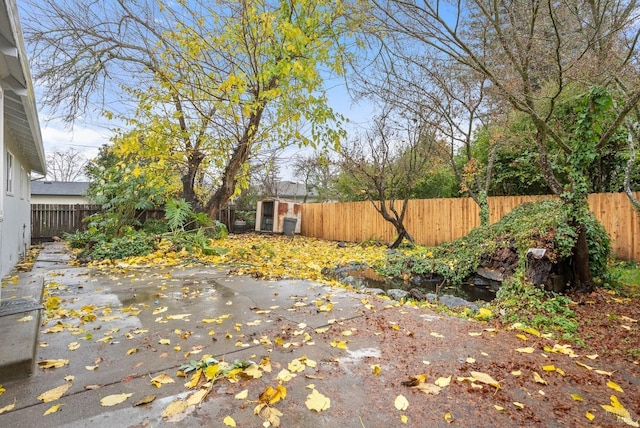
[31,195,91,205]
[1,115,31,281]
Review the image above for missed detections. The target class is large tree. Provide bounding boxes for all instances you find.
[370,0,640,288]
[24,0,350,218]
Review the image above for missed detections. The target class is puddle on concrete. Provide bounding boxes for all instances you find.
[342,268,496,302]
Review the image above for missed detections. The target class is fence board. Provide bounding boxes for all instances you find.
[301,192,640,261]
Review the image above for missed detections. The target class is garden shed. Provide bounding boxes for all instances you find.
[255,199,301,234]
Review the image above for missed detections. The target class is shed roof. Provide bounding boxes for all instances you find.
[31,181,90,196]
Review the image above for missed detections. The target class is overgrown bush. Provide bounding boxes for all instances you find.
[84,229,156,260]
[380,198,611,285]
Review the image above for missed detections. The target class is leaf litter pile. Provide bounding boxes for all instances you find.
[0,235,638,426]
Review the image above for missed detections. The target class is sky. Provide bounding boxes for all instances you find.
[33,77,376,182]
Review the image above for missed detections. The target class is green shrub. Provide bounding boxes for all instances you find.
[86,230,156,260]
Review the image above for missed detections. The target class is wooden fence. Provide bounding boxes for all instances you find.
[30,204,166,242]
[300,192,640,261]
[31,204,102,241]
[30,204,243,242]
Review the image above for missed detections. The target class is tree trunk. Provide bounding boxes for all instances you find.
[389,224,414,249]
[572,224,594,292]
[204,106,265,220]
[181,150,205,212]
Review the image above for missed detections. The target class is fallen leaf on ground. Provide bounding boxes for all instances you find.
[38,384,71,402]
[401,374,427,386]
[435,376,452,387]
[515,347,535,354]
[0,399,15,414]
[162,400,188,418]
[38,359,69,369]
[150,373,174,388]
[43,404,61,415]
[371,365,381,375]
[186,389,208,406]
[100,393,132,407]
[305,388,331,412]
[133,395,156,406]
[415,383,441,395]
[470,371,501,389]
[223,415,236,427]
[17,315,33,322]
[235,389,248,400]
[394,394,409,411]
[259,385,287,405]
[601,395,631,419]
[533,372,548,385]
[607,380,624,393]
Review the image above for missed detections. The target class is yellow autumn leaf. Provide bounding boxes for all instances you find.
[470,371,500,388]
[158,338,170,345]
[150,373,175,388]
[38,359,69,369]
[542,365,556,372]
[43,404,61,415]
[185,369,202,389]
[601,395,631,419]
[17,315,33,322]
[515,347,535,354]
[305,388,331,412]
[494,405,504,411]
[243,364,263,379]
[38,384,71,402]
[288,358,306,373]
[167,313,191,320]
[586,411,595,421]
[0,384,5,395]
[0,400,15,414]
[68,342,80,351]
[533,372,548,385]
[576,361,593,370]
[430,332,444,338]
[330,339,348,350]
[186,389,208,406]
[162,400,188,418]
[513,402,525,409]
[571,393,584,401]
[372,364,382,376]
[258,385,287,405]
[435,376,452,387]
[444,412,454,423]
[401,414,409,423]
[126,347,138,355]
[607,380,624,393]
[152,306,168,315]
[204,364,219,380]
[223,415,236,427]
[511,370,522,376]
[85,365,98,371]
[100,393,133,407]
[394,394,409,411]
[235,389,249,400]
